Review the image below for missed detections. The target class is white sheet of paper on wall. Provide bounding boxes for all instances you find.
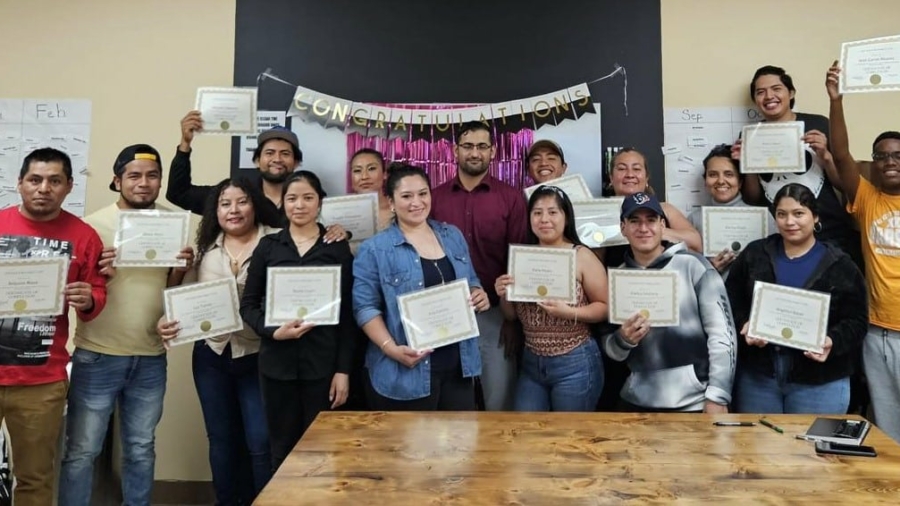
[686,136,708,148]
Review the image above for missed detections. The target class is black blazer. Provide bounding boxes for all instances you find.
[725,235,867,385]
[240,224,355,381]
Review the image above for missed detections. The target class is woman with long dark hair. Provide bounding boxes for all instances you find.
[239,170,356,471]
[495,186,609,411]
[157,177,279,504]
[726,183,867,414]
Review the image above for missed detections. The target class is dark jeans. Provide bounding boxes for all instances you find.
[259,374,332,472]
[192,342,271,505]
[364,365,476,411]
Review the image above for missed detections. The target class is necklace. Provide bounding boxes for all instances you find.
[223,241,252,276]
[429,258,446,285]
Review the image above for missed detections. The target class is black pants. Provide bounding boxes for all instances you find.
[365,366,476,411]
[259,374,332,472]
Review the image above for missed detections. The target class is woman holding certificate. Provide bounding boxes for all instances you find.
[239,170,355,471]
[158,177,279,503]
[352,163,488,411]
[349,148,394,231]
[494,186,609,412]
[725,183,867,414]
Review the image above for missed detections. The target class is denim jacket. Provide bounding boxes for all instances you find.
[353,219,483,400]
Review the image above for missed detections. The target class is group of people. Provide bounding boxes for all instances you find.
[0,61,897,506]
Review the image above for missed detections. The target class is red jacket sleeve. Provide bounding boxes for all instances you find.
[78,229,107,321]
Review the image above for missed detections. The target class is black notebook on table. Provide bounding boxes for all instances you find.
[804,418,871,445]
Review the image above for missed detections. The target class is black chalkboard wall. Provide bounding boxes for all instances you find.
[232,0,664,195]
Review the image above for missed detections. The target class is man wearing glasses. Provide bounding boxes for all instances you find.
[827,61,900,443]
[430,121,528,411]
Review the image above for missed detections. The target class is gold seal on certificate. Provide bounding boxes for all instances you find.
[840,35,900,94]
[320,193,379,243]
[506,245,577,304]
[114,210,191,267]
[524,173,593,200]
[740,122,806,174]
[0,257,69,319]
[572,197,628,248]
[608,269,679,326]
[163,277,244,347]
[701,207,769,256]
[265,266,341,327]
[195,87,259,135]
[398,279,480,351]
[748,281,831,353]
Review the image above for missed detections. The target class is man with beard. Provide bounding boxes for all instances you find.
[168,110,299,217]
[58,145,194,506]
[430,121,528,411]
[0,148,107,506]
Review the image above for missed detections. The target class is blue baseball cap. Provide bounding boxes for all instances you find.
[620,191,667,222]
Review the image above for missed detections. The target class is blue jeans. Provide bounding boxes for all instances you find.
[735,350,849,414]
[59,349,167,506]
[514,338,603,412]
[192,341,271,505]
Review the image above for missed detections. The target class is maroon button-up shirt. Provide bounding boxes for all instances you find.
[431,174,528,305]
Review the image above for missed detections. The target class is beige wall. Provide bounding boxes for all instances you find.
[1,0,897,483]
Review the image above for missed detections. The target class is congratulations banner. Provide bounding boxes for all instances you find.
[286,83,595,139]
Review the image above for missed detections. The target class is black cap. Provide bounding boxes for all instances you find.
[620,191,667,222]
[109,144,162,192]
[257,126,300,153]
[526,139,565,164]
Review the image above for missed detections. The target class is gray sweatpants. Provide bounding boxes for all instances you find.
[863,324,900,443]
[476,306,517,411]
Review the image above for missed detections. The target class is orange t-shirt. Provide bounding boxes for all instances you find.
[849,176,900,331]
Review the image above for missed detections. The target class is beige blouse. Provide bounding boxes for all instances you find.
[194,224,279,358]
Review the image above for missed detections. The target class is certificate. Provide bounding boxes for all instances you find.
[398,279,479,351]
[114,210,191,267]
[195,87,258,135]
[320,193,378,242]
[701,206,769,256]
[740,122,805,174]
[840,35,900,94]
[572,197,627,248]
[163,278,243,346]
[0,257,68,318]
[265,266,341,327]
[506,245,577,304]
[608,269,679,326]
[524,173,592,200]
[748,281,831,353]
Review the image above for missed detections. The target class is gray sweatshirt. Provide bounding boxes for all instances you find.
[603,242,737,411]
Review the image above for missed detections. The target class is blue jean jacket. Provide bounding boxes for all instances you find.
[353,219,483,400]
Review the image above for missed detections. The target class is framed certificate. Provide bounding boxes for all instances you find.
[195,87,258,135]
[398,279,480,351]
[265,266,341,327]
[114,210,191,267]
[608,269,679,326]
[163,278,243,346]
[740,122,805,174]
[506,245,577,304]
[840,35,900,94]
[748,281,831,353]
[320,193,379,242]
[572,197,627,248]
[701,207,769,256]
[0,256,68,318]
[524,173,593,201]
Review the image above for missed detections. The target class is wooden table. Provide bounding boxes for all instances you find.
[255,412,900,505]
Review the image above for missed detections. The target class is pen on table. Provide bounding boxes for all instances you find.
[713,422,756,427]
[759,418,784,434]
[795,435,816,441]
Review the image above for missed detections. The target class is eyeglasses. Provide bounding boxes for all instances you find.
[458,143,492,152]
[872,151,900,162]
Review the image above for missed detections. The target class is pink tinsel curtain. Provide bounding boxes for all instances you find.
[346,104,533,192]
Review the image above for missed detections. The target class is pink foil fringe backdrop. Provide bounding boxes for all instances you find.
[346,103,534,193]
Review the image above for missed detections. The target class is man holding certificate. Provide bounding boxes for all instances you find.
[725,184,867,415]
[0,148,107,506]
[602,192,736,413]
[828,62,900,441]
[353,164,488,411]
[60,144,194,506]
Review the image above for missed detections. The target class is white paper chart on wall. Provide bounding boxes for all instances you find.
[0,99,91,217]
[662,106,761,216]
